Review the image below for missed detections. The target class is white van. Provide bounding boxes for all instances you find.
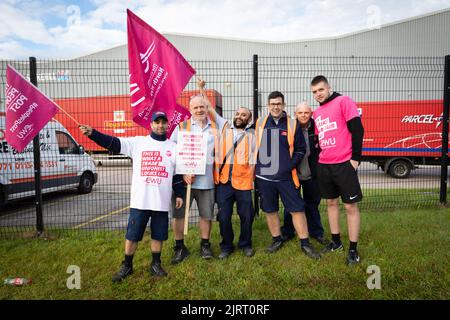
[0,113,97,210]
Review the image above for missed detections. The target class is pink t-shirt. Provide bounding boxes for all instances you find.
[313,95,360,164]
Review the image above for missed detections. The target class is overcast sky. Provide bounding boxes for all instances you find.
[1,0,450,59]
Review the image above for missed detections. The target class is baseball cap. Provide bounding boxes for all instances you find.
[151,111,168,122]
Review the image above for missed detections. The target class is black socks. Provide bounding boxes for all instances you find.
[300,238,311,247]
[331,234,357,251]
[152,252,161,264]
[175,239,185,248]
[125,252,162,266]
[332,233,342,246]
[124,254,134,267]
[272,235,283,243]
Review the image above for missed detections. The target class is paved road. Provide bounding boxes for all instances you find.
[1,162,447,232]
[358,162,447,189]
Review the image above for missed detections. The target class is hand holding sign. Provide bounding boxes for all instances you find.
[176,131,207,235]
[183,174,196,185]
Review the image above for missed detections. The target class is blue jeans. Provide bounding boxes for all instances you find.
[281,178,324,239]
[216,183,254,252]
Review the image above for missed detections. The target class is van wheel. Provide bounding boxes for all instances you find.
[78,173,94,194]
[388,160,412,179]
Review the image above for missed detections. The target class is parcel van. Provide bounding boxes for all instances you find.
[359,100,448,178]
[0,113,97,210]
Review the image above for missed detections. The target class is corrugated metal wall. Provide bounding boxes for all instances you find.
[0,10,448,114]
[336,10,450,57]
[77,9,450,61]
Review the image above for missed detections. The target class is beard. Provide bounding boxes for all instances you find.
[233,118,247,129]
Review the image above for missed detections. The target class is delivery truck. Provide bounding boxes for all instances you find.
[52,89,446,179]
[52,89,223,153]
[359,99,447,178]
[0,113,98,210]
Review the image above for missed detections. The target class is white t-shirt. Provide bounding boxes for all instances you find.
[119,136,176,211]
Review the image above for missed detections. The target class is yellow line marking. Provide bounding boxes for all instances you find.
[72,206,130,229]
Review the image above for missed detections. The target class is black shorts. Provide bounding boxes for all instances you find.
[317,161,363,204]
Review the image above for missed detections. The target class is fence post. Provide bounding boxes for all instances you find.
[253,54,259,216]
[29,57,45,234]
[440,55,450,205]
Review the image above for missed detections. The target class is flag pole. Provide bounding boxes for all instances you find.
[183,184,191,235]
[55,104,81,126]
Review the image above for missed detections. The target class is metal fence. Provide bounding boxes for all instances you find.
[0,56,448,237]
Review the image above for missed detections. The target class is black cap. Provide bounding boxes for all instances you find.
[151,111,168,122]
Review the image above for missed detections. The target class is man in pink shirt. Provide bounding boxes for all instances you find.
[311,75,364,265]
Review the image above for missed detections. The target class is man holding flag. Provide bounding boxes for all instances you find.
[77,9,197,281]
[79,111,184,281]
[127,8,230,263]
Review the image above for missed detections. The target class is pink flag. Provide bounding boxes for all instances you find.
[5,65,59,152]
[127,9,194,137]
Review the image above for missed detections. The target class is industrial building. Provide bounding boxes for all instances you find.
[1,8,449,130]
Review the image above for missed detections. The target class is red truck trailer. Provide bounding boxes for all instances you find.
[359,99,447,178]
[53,89,223,153]
[53,92,446,179]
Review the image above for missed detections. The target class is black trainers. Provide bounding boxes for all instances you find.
[320,241,344,254]
[218,250,233,259]
[266,240,284,253]
[312,235,330,246]
[300,244,321,260]
[112,262,133,283]
[346,250,361,265]
[242,247,255,257]
[200,243,213,259]
[171,245,190,265]
[150,262,168,277]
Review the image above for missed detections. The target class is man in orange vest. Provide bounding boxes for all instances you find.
[214,106,256,259]
[255,91,320,259]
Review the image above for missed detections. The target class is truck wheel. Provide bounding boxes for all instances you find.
[78,172,94,194]
[388,160,412,179]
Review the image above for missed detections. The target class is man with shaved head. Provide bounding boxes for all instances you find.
[281,102,328,246]
[215,105,256,259]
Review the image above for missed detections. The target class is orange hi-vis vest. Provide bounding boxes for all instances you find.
[254,115,300,189]
[214,127,255,190]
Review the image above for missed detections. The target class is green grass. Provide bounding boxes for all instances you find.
[0,207,449,300]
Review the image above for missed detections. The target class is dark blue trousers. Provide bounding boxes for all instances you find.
[216,182,254,252]
[281,178,324,239]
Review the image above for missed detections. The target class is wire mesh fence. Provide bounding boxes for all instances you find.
[0,56,448,237]
[257,56,447,212]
